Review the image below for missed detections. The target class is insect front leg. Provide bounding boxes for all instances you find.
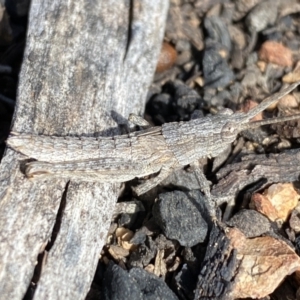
[190,161,219,220]
[190,161,212,198]
[212,144,232,172]
[128,113,151,128]
[132,161,176,196]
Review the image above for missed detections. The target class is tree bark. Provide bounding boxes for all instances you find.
[0,1,169,299]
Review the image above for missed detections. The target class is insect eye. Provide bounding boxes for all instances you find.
[221,121,238,141]
[224,122,236,132]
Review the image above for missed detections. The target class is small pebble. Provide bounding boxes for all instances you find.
[161,168,201,191]
[156,42,177,73]
[245,0,278,33]
[202,42,234,88]
[277,94,299,110]
[128,236,156,268]
[129,267,179,300]
[250,183,300,222]
[256,60,267,72]
[130,230,147,245]
[283,61,300,83]
[226,209,271,238]
[228,24,246,50]
[147,93,172,124]
[232,0,261,21]
[101,263,142,299]
[171,80,202,119]
[152,190,208,247]
[283,72,300,83]
[259,41,293,67]
[101,263,179,299]
[204,16,232,52]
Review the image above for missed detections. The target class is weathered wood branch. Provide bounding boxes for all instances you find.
[0,0,169,299]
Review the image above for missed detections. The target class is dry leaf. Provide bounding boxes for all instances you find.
[115,227,137,251]
[108,245,130,260]
[228,228,300,299]
[154,249,167,278]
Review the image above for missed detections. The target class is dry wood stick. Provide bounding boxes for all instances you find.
[0,1,169,299]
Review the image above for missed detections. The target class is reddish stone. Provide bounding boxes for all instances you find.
[259,41,293,67]
[156,42,177,73]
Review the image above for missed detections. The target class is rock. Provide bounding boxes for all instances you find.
[228,24,246,50]
[101,262,143,300]
[230,46,244,69]
[211,90,231,107]
[161,168,201,191]
[118,214,133,228]
[147,93,172,124]
[245,0,279,33]
[250,183,300,222]
[232,0,261,21]
[127,236,157,268]
[175,264,197,299]
[113,200,145,218]
[130,230,147,245]
[226,209,271,238]
[258,41,293,67]
[129,267,178,300]
[227,228,300,299]
[169,80,202,119]
[202,41,234,88]
[148,80,203,122]
[152,190,208,247]
[277,94,299,110]
[283,72,300,83]
[283,61,300,83]
[156,42,177,73]
[101,262,179,300]
[204,16,231,52]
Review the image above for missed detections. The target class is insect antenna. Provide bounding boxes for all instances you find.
[241,113,300,130]
[244,81,300,121]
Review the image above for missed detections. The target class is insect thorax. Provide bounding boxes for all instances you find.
[162,117,233,166]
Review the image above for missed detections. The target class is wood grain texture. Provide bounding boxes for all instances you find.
[0,0,168,299]
[212,149,300,205]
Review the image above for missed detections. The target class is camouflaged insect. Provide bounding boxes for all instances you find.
[7,82,300,199]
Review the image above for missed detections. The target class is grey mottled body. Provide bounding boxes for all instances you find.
[6,82,300,197]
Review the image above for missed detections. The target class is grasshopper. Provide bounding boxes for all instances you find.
[6,82,300,204]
